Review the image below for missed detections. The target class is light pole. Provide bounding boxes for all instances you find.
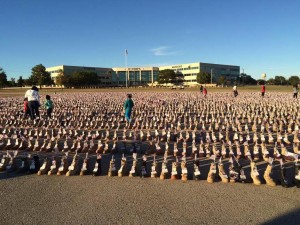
[210,68,213,84]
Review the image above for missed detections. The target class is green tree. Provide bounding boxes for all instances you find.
[267,78,275,85]
[10,78,16,87]
[274,76,287,85]
[0,67,8,88]
[197,72,210,84]
[288,76,299,86]
[218,76,226,85]
[55,69,65,86]
[157,69,176,84]
[174,72,184,85]
[68,71,100,87]
[17,76,25,87]
[28,64,54,87]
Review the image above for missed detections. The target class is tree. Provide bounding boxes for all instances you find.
[267,78,275,85]
[256,79,265,85]
[274,76,287,85]
[0,67,8,88]
[197,72,210,84]
[174,72,184,85]
[67,71,100,87]
[288,76,299,86]
[28,64,54,87]
[17,76,25,87]
[218,76,226,85]
[55,69,64,86]
[240,73,257,85]
[10,78,16,87]
[157,69,176,84]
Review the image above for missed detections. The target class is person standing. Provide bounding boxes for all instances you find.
[45,95,54,119]
[261,84,266,97]
[199,85,203,94]
[23,97,30,118]
[124,94,134,123]
[233,85,238,97]
[24,86,40,120]
[203,87,207,97]
[293,85,299,98]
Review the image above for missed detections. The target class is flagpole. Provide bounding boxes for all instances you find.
[125,49,128,88]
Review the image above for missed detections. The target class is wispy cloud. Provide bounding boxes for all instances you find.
[150,46,177,56]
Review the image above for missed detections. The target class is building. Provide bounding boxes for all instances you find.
[159,62,240,86]
[46,62,239,87]
[111,67,159,86]
[46,65,112,86]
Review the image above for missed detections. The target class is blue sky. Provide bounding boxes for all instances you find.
[1,0,300,80]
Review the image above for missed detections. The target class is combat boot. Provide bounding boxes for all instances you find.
[108,155,117,177]
[181,159,188,182]
[92,154,102,176]
[57,156,69,175]
[193,160,201,181]
[171,161,178,180]
[66,154,79,176]
[118,155,127,177]
[37,158,51,175]
[48,157,59,175]
[263,163,276,187]
[160,160,168,180]
[218,162,229,183]
[0,155,10,172]
[207,163,216,184]
[250,161,261,185]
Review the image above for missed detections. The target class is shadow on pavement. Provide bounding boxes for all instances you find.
[262,208,300,225]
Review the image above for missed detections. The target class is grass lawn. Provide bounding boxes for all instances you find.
[0,85,293,97]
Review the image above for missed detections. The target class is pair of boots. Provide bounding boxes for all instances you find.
[207,162,228,183]
[252,160,277,187]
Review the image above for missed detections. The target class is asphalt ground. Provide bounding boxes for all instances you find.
[0,153,299,225]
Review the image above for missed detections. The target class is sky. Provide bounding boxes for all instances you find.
[1,0,300,80]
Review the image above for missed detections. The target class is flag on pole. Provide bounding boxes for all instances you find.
[125,49,128,55]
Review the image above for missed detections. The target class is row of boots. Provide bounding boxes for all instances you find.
[1,152,299,187]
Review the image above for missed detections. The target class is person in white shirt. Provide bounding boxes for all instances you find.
[24,86,40,120]
[233,85,238,97]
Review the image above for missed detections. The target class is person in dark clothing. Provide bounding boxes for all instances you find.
[199,85,203,94]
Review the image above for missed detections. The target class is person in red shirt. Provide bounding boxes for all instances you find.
[261,84,266,97]
[23,97,30,118]
[203,87,207,97]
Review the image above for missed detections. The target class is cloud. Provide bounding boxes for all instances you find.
[150,46,177,56]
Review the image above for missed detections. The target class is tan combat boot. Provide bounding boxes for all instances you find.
[218,163,229,183]
[207,163,216,184]
[263,162,276,187]
[181,160,188,182]
[250,161,261,185]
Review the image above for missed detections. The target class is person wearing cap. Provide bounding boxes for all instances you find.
[24,86,40,120]
[124,94,134,123]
